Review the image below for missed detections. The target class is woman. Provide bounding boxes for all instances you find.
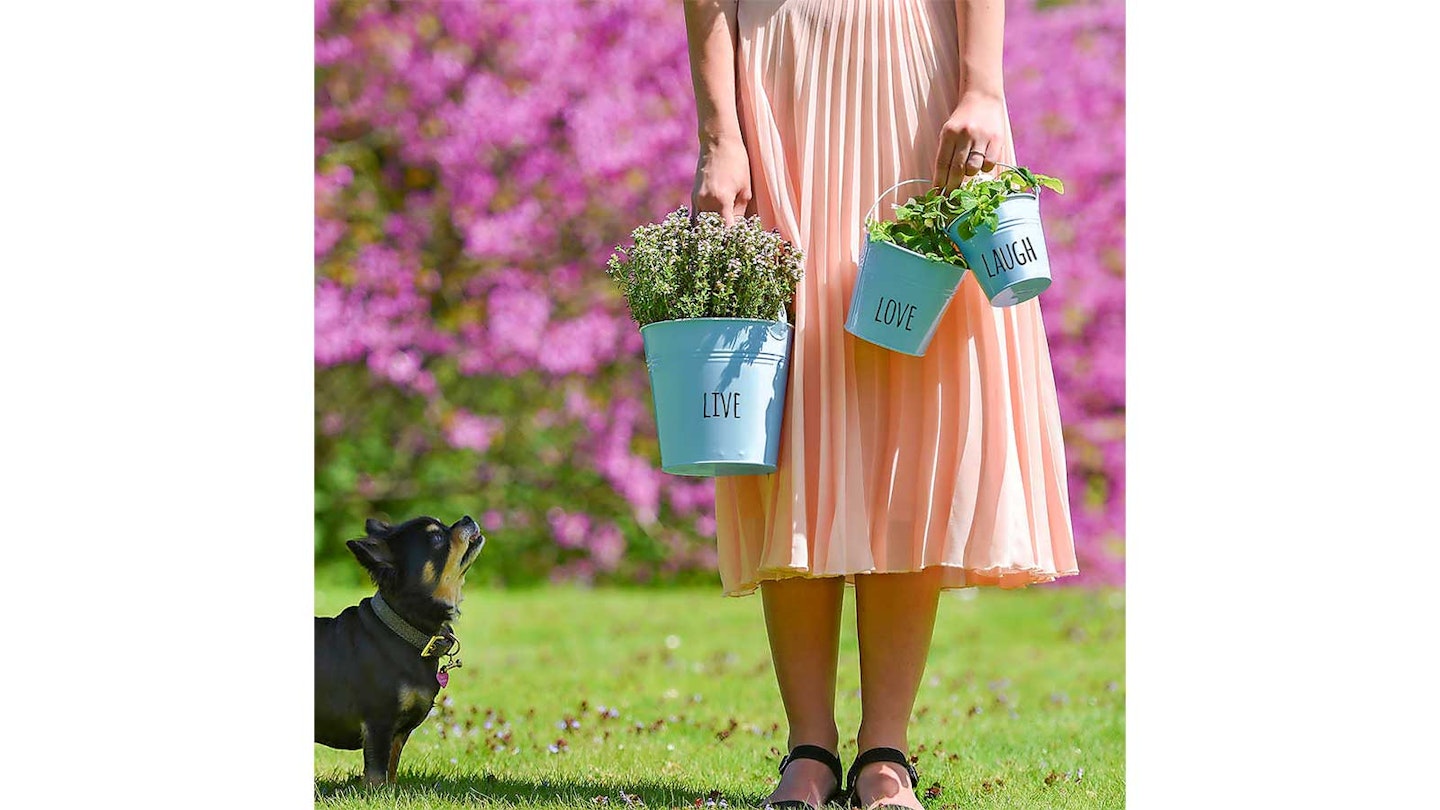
[681,2,1077,808]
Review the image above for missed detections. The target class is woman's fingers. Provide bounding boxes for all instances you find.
[692,183,750,225]
[692,180,731,221]
[730,184,752,224]
[978,139,1000,176]
[939,94,1007,190]
[731,184,754,219]
[934,130,960,193]
[941,130,989,192]
[692,142,752,225]
[963,141,991,177]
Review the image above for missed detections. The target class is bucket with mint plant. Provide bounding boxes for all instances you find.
[607,208,803,477]
[942,163,1064,307]
[844,178,970,356]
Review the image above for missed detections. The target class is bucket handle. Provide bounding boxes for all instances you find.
[977,160,1051,195]
[862,163,1042,225]
[859,177,930,255]
[863,177,932,225]
[857,163,1046,247]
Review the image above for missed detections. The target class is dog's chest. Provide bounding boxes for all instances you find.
[397,683,439,726]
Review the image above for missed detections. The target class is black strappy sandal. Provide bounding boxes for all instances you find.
[763,744,846,809]
[843,747,921,809]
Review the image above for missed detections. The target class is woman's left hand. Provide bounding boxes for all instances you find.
[934,90,1006,192]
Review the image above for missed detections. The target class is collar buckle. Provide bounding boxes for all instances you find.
[420,633,455,658]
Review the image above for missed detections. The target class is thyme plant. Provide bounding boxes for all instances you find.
[607,207,804,327]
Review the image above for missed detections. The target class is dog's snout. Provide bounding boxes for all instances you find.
[455,515,481,542]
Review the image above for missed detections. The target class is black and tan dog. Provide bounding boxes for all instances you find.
[315,515,485,785]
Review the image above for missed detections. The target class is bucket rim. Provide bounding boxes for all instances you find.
[945,190,1040,225]
[983,275,1052,307]
[662,460,780,476]
[639,316,794,335]
[945,192,1044,245]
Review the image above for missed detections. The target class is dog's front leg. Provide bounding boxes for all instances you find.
[360,721,395,786]
[385,729,413,784]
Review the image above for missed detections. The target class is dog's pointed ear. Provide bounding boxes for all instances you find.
[365,518,391,538]
[346,537,394,575]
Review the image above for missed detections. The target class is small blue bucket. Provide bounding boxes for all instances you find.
[946,193,1052,307]
[640,317,793,477]
[844,236,966,356]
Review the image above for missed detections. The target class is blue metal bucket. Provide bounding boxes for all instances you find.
[946,193,1052,307]
[844,236,966,356]
[640,318,793,477]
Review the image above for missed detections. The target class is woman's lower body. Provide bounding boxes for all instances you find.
[720,1,1078,807]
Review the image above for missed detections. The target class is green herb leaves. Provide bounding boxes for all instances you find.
[606,208,805,328]
[868,166,1064,258]
[866,182,970,265]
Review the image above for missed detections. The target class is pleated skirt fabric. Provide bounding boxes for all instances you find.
[713,0,1078,596]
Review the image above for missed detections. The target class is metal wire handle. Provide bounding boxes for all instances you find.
[959,161,1047,195]
[859,177,930,255]
[976,160,1053,194]
[860,162,1036,221]
[863,177,932,225]
[856,163,1043,255]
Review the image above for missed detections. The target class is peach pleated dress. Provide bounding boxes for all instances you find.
[713,0,1078,596]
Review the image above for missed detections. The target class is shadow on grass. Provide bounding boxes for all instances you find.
[315,770,758,807]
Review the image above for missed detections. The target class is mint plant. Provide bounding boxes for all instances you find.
[944,166,1064,242]
[607,207,805,328]
[867,201,967,265]
[866,166,1065,262]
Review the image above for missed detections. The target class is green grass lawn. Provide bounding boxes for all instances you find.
[314,583,1123,809]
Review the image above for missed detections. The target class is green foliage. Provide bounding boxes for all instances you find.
[314,584,1125,808]
[314,364,720,590]
[866,196,969,266]
[606,208,805,327]
[867,166,1065,262]
[945,166,1065,242]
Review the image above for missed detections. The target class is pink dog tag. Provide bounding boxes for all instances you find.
[436,671,449,688]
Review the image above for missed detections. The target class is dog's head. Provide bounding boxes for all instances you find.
[347,515,485,615]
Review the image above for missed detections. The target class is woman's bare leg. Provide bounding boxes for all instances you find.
[761,575,845,806]
[851,567,944,809]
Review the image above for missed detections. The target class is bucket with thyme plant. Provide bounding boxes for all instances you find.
[940,163,1064,307]
[607,207,804,477]
[844,178,970,357]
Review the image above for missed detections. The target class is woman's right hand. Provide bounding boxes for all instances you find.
[691,135,752,225]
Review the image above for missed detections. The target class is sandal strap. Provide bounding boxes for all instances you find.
[845,747,919,796]
[779,744,844,788]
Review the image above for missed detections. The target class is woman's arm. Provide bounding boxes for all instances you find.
[682,0,751,223]
[935,0,1007,191]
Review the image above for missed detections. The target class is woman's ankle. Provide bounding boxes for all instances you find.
[787,726,840,753]
[854,725,907,755]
